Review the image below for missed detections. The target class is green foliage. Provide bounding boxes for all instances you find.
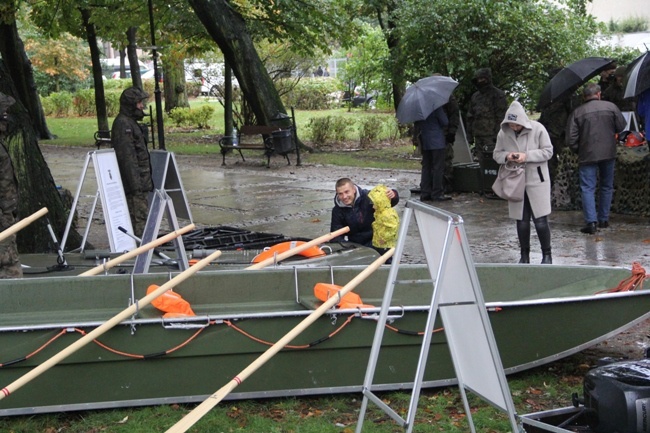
[307,116,331,145]
[281,78,342,110]
[397,0,603,108]
[43,92,73,117]
[339,22,391,105]
[167,106,216,129]
[608,17,649,33]
[331,115,355,141]
[358,115,384,148]
[72,89,95,116]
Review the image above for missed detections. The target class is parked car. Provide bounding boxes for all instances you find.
[185,60,238,96]
[110,68,155,80]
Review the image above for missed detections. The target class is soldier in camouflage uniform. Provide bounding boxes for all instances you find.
[466,68,508,193]
[602,66,636,113]
[111,87,153,237]
[0,92,22,278]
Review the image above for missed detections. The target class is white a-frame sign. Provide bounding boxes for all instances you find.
[61,149,137,253]
[355,200,522,433]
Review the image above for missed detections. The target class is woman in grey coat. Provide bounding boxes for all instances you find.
[493,101,553,264]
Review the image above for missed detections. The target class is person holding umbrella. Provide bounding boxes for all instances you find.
[566,83,626,234]
[493,101,554,264]
[395,75,458,200]
[415,103,450,201]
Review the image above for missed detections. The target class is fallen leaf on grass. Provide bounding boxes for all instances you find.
[115,416,128,424]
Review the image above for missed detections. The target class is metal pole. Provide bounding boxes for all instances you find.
[148,0,165,150]
[224,61,233,137]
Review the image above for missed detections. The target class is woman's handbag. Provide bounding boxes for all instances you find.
[492,161,525,201]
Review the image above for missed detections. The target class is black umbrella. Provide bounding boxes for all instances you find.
[538,57,614,110]
[624,51,650,98]
[396,75,458,124]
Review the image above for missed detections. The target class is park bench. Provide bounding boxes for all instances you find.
[219,125,294,168]
[94,130,112,149]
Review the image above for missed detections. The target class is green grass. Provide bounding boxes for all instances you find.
[43,100,415,170]
[0,359,584,432]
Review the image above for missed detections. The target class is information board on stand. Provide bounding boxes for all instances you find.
[60,150,137,253]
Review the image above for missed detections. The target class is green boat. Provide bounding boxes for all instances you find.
[0,263,647,416]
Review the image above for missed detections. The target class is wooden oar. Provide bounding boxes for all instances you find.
[0,207,48,243]
[79,224,196,276]
[246,226,350,270]
[0,249,222,401]
[165,247,394,433]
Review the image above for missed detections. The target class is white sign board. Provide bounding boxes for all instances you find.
[92,150,137,252]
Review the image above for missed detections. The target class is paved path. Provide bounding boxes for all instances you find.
[42,145,650,269]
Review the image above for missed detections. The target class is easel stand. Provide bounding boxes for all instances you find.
[355,200,523,433]
[61,150,137,253]
[133,150,193,274]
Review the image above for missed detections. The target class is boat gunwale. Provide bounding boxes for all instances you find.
[0,286,647,332]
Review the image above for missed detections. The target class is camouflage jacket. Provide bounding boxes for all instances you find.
[467,86,508,142]
[111,113,153,195]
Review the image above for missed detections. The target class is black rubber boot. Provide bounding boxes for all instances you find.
[534,216,552,264]
[516,219,530,264]
[541,249,552,264]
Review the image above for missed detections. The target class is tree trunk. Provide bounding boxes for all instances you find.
[188,0,290,128]
[162,57,189,113]
[80,8,109,133]
[376,2,406,112]
[126,27,143,90]
[0,17,53,140]
[0,61,83,253]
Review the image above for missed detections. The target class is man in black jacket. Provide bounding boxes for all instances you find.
[330,178,399,250]
[567,83,626,234]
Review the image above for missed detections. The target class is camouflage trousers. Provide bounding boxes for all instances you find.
[126,193,150,238]
[0,212,22,278]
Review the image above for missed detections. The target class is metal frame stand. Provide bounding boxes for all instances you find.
[355,200,522,433]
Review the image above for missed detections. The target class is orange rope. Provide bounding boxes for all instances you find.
[224,315,356,349]
[597,262,648,294]
[0,329,69,367]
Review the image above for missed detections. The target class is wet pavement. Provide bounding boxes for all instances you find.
[41,144,650,270]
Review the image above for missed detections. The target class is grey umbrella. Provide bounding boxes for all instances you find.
[396,76,458,124]
[624,51,650,98]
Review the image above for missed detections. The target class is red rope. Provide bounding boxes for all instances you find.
[597,262,648,294]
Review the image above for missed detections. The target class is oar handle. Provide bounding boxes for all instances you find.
[166,247,394,433]
[79,224,196,276]
[246,226,350,270]
[0,207,48,243]
[0,249,222,401]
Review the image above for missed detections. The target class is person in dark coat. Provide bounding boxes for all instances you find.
[466,68,508,154]
[538,67,579,183]
[566,83,626,234]
[602,66,636,113]
[111,87,153,237]
[415,106,449,201]
[494,101,554,264]
[0,92,22,278]
[597,62,617,94]
[330,178,399,251]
